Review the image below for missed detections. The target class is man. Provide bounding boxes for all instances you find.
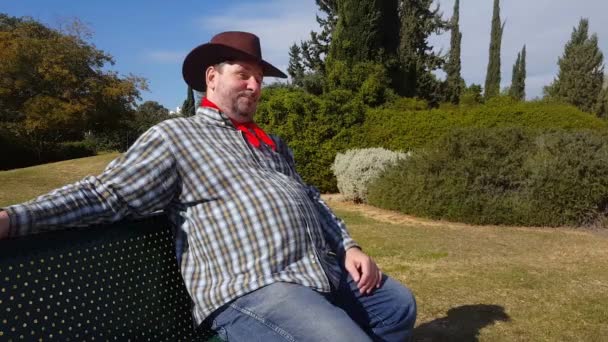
[0,31,416,341]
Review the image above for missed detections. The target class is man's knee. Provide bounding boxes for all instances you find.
[369,277,417,341]
[386,281,416,329]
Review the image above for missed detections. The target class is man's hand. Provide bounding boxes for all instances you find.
[0,211,9,239]
[344,247,382,295]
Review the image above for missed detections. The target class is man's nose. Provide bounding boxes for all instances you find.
[246,76,262,93]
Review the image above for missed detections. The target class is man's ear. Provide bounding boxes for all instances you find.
[205,66,216,91]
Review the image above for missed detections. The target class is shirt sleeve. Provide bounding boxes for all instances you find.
[272,135,360,255]
[4,126,179,238]
[306,184,360,255]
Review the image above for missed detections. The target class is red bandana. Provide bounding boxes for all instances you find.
[201,98,276,151]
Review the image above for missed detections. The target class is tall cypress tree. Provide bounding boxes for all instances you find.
[509,52,521,99]
[445,0,463,104]
[484,0,504,100]
[397,0,447,99]
[520,45,527,99]
[509,45,526,101]
[181,86,195,117]
[287,43,305,87]
[300,0,338,74]
[325,0,400,94]
[544,18,604,114]
[377,0,400,61]
[285,1,338,95]
[329,0,399,64]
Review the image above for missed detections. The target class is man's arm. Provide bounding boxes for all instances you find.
[307,188,360,253]
[1,126,179,239]
[273,136,382,293]
[309,187,383,294]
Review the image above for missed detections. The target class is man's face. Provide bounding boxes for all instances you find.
[207,60,263,123]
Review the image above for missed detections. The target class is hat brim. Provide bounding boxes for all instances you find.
[182,43,287,92]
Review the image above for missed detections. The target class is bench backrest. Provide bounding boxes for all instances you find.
[0,214,217,340]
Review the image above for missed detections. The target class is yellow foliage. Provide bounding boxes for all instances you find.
[0,14,145,144]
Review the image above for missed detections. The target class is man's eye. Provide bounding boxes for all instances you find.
[236,71,262,83]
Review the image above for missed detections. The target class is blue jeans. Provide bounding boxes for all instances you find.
[206,274,416,341]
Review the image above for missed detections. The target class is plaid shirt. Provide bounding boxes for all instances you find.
[5,106,359,324]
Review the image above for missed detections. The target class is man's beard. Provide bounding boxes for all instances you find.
[231,92,258,121]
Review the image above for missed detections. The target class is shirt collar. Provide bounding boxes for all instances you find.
[199,97,276,151]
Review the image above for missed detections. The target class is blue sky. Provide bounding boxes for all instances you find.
[2,1,607,110]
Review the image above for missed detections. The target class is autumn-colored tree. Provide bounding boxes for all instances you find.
[0,14,146,148]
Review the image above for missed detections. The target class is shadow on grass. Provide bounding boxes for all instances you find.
[413,304,510,342]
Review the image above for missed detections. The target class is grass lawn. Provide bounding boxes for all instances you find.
[0,152,119,207]
[327,199,608,341]
[1,154,607,341]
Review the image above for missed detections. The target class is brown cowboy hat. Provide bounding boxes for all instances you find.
[182,31,287,92]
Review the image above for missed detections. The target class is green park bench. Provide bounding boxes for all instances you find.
[0,214,220,341]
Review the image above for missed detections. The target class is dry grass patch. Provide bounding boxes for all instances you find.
[326,197,608,341]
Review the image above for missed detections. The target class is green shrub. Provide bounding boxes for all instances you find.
[0,126,37,170]
[368,127,608,227]
[332,148,409,203]
[383,97,429,111]
[521,130,608,226]
[325,60,396,106]
[0,125,96,170]
[256,87,365,192]
[359,99,608,152]
[255,89,608,196]
[84,128,139,153]
[460,84,484,106]
[51,141,97,160]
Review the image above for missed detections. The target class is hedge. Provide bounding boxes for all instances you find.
[359,97,608,152]
[367,127,608,227]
